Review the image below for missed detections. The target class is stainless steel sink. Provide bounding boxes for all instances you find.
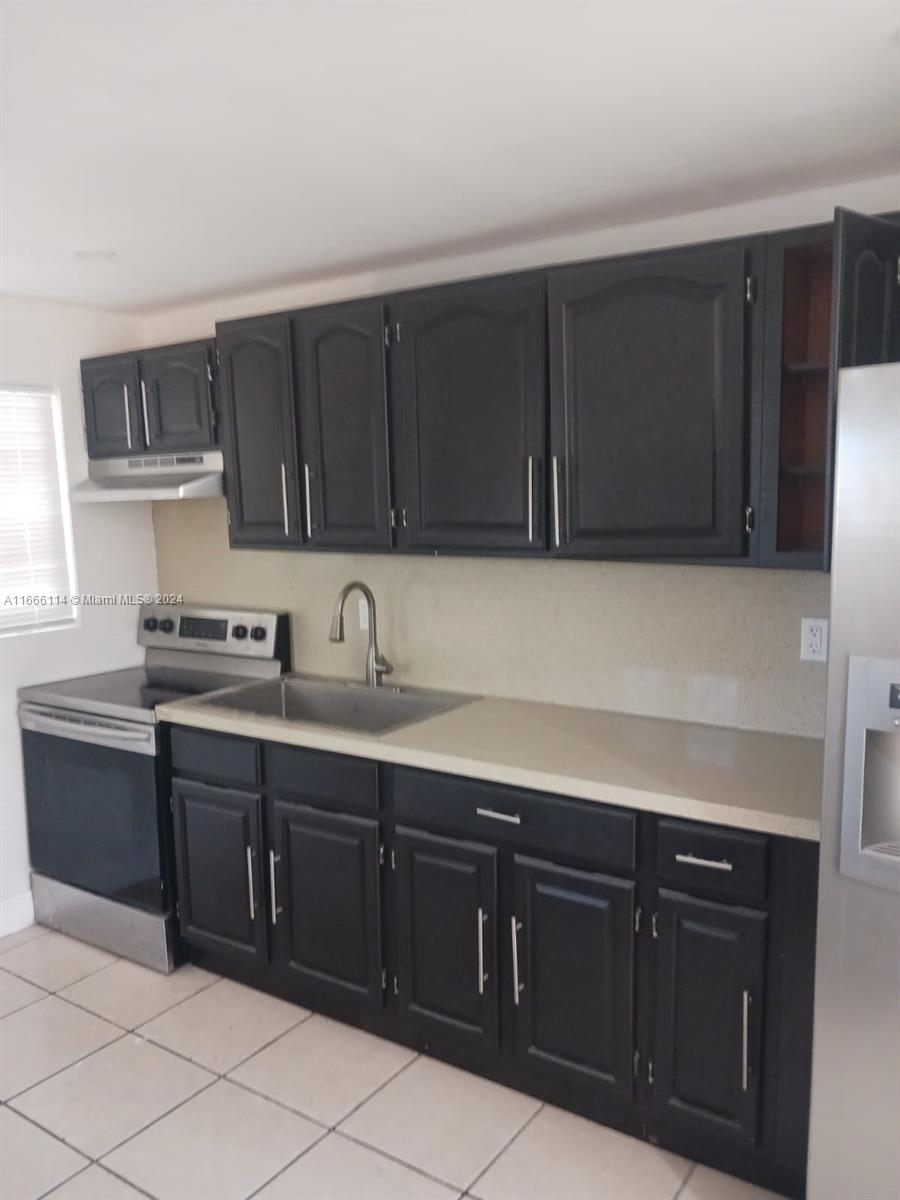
[196,675,472,735]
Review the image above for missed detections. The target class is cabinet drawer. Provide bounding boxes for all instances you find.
[266,743,378,814]
[391,768,635,872]
[655,818,769,899]
[170,726,260,787]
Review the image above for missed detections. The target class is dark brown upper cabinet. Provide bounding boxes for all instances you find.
[759,209,900,569]
[391,275,546,553]
[81,353,142,458]
[216,315,303,548]
[139,340,216,452]
[549,242,755,560]
[293,300,393,549]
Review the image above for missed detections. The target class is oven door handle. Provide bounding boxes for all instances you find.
[18,704,158,756]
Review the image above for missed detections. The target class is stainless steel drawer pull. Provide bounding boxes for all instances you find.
[477,906,487,995]
[511,916,523,1005]
[675,852,734,872]
[527,456,534,543]
[280,462,290,536]
[476,807,521,826]
[140,379,151,446]
[268,850,281,926]
[552,455,561,547]
[303,463,313,539]
[122,384,132,449]
[741,989,751,1091]
[246,846,256,920]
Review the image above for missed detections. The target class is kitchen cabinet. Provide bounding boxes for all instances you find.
[270,799,383,1010]
[171,778,267,965]
[652,889,767,1147]
[216,315,302,548]
[391,275,546,552]
[394,826,498,1048]
[138,340,216,451]
[512,854,635,1097]
[293,300,393,548]
[548,241,755,559]
[81,353,142,458]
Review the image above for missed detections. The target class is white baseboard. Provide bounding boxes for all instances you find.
[0,889,35,937]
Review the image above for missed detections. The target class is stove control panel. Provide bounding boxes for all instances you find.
[138,604,290,668]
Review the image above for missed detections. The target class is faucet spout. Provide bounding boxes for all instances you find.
[328,581,393,688]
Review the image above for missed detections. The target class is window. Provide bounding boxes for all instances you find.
[0,386,77,634]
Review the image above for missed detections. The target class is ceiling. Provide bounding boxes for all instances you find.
[2,0,898,312]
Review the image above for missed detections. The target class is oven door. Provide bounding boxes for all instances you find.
[19,704,172,913]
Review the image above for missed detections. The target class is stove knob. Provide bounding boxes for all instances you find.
[159,618,175,634]
[232,624,248,640]
[250,625,267,642]
[142,617,158,632]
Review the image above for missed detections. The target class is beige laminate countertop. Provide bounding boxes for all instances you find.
[157,688,824,842]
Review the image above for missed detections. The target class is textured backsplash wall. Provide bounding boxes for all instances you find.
[152,498,829,737]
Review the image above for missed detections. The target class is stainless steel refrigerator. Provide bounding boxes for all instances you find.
[807,361,900,1200]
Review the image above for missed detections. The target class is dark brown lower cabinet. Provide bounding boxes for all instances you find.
[394,826,498,1048]
[171,778,267,965]
[652,888,767,1146]
[512,855,635,1098]
[269,799,383,1009]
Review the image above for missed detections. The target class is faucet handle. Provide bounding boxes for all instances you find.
[375,653,393,678]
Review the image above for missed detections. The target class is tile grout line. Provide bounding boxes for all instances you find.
[3,1026,130,1106]
[335,1126,473,1194]
[673,1159,699,1199]
[463,1099,545,1196]
[0,950,119,995]
[54,968,223,1035]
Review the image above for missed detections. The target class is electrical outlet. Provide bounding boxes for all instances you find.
[801,617,828,662]
[358,595,369,631]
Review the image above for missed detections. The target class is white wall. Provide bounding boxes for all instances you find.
[0,296,158,932]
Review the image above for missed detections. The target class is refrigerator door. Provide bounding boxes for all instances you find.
[807,363,900,1200]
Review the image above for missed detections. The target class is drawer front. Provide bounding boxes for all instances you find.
[655,818,769,899]
[170,726,260,787]
[266,743,378,814]
[391,767,635,872]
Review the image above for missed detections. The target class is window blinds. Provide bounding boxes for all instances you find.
[0,387,76,633]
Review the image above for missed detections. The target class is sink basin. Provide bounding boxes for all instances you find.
[196,675,472,735]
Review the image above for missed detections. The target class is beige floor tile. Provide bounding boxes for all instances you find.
[102,1078,324,1200]
[45,1164,147,1199]
[60,959,219,1029]
[340,1055,541,1189]
[230,1013,416,1124]
[0,1106,87,1200]
[0,930,115,991]
[680,1164,788,1200]
[0,923,50,953]
[12,1032,214,1157]
[137,976,307,1072]
[0,995,121,1100]
[470,1104,692,1200]
[0,967,46,1017]
[256,1131,459,1200]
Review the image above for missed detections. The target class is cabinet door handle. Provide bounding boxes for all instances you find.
[268,850,281,926]
[741,989,751,1091]
[527,456,534,543]
[552,455,561,547]
[477,906,487,996]
[122,385,132,450]
[511,916,523,1005]
[246,846,256,920]
[140,379,151,446]
[303,463,313,540]
[674,852,733,872]
[280,462,290,536]
[475,806,521,826]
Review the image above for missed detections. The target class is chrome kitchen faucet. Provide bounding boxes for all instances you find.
[329,581,393,688]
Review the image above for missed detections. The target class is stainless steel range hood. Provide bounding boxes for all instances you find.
[70,451,224,503]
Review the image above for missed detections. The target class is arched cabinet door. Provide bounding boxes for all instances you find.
[391,274,547,552]
[139,340,216,452]
[216,315,301,548]
[81,353,141,458]
[549,243,753,559]
[293,300,393,548]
